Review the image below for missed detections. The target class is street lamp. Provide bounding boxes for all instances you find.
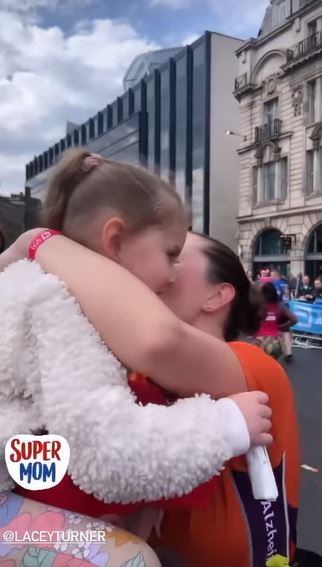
[226,130,247,142]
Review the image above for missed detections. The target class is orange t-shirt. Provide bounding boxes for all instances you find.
[152,342,300,567]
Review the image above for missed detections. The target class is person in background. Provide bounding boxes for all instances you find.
[272,272,295,363]
[254,283,297,361]
[313,278,322,302]
[258,268,272,285]
[289,274,298,298]
[271,270,289,301]
[296,274,314,302]
[246,269,254,283]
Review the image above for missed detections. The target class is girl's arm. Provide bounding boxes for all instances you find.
[37,234,246,397]
[3,232,245,397]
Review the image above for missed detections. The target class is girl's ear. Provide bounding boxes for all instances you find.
[101,217,126,261]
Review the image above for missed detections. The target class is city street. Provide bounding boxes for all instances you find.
[287,347,322,556]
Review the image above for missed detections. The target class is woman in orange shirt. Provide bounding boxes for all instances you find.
[152,233,300,567]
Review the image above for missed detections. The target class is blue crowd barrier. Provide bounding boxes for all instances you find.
[288,300,322,337]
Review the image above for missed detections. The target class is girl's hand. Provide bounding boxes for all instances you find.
[231,391,272,447]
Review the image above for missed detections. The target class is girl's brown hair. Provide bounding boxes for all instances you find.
[197,234,264,341]
[41,150,185,241]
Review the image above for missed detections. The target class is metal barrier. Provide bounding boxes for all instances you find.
[289,300,322,350]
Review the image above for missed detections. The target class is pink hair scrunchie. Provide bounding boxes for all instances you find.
[82,153,105,172]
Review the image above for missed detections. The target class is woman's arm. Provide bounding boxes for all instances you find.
[279,306,298,332]
[2,232,246,397]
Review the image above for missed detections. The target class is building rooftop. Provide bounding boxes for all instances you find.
[123,47,184,90]
[258,0,318,37]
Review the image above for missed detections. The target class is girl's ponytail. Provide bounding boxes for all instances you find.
[42,150,93,230]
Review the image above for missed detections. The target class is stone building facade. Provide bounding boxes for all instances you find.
[234,0,322,279]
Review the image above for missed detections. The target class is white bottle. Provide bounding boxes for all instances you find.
[247,447,278,501]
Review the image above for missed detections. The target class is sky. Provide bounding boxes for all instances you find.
[0,0,268,194]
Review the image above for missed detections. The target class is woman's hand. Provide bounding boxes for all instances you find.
[0,228,45,271]
[231,391,272,447]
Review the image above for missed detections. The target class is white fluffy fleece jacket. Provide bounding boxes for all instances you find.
[0,260,250,504]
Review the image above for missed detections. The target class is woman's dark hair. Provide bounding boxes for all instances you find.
[196,234,264,341]
[261,282,280,304]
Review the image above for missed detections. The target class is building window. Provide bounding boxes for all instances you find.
[308,80,316,124]
[253,166,259,204]
[255,229,285,256]
[160,67,170,180]
[263,99,279,138]
[264,162,276,201]
[191,41,207,233]
[147,76,155,171]
[272,0,287,27]
[308,223,322,255]
[175,53,188,199]
[308,19,318,38]
[307,150,315,194]
[254,158,288,204]
[306,223,322,280]
[281,157,288,199]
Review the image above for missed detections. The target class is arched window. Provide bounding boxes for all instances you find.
[254,229,285,256]
[306,223,322,279]
[253,228,290,276]
[0,230,5,253]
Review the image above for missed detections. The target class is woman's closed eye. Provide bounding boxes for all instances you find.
[167,251,180,264]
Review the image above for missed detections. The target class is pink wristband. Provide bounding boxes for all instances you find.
[28,230,62,261]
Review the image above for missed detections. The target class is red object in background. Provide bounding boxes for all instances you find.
[258,276,273,286]
[15,373,216,516]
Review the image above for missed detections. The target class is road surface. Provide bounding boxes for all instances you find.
[287,347,322,556]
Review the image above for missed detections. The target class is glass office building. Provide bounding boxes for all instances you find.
[26,34,212,233]
[26,31,242,242]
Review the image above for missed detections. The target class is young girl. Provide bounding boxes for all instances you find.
[0,152,271,517]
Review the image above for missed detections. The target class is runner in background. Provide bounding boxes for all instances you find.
[271,271,296,363]
[254,282,297,361]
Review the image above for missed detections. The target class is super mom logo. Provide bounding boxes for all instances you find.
[5,434,70,490]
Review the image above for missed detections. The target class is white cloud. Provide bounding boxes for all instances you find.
[0,8,158,193]
[182,33,199,45]
[0,0,93,16]
[150,0,190,7]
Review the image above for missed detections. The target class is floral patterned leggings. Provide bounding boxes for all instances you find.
[0,492,161,567]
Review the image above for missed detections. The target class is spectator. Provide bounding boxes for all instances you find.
[313,278,322,302]
[271,270,289,301]
[258,268,272,285]
[246,269,254,283]
[297,275,314,301]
